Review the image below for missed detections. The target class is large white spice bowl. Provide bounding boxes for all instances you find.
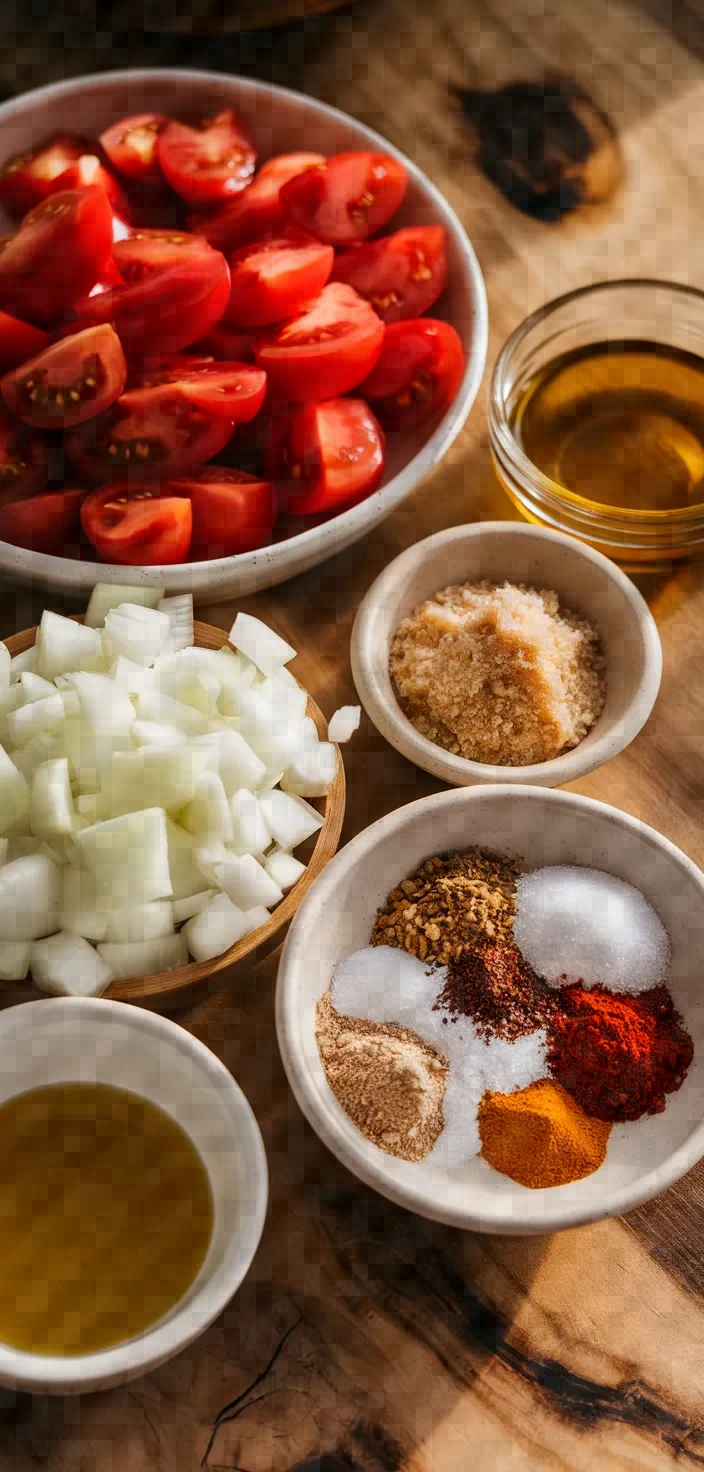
[276,785,704,1234]
[351,522,662,787]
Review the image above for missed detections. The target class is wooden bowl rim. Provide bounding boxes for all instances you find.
[3,616,346,1006]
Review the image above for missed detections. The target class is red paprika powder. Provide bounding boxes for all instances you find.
[547,983,693,1122]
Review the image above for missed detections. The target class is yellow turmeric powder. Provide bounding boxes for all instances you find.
[478,1078,611,1188]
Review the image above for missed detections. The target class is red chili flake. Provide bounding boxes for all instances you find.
[434,940,557,1041]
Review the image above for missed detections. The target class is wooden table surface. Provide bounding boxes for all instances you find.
[1,0,704,1466]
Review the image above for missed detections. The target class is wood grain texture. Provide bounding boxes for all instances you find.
[0,0,704,1466]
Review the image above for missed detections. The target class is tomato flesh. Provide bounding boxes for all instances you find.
[158,110,256,208]
[65,384,235,483]
[225,235,334,329]
[125,357,266,422]
[255,282,384,401]
[165,467,276,559]
[359,318,465,432]
[0,135,88,216]
[81,483,192,565]
[0,488,83,555]
[100,113,169,183]
[192,152,326,253]
[280,151,407,245]
[74,243,231,358]
[267,398,384,514]
[0,410,50,503]
[2,325,127,430]
[0,312,48,375]
[190,324,255,362]
[331,225,447,324]
[53,153,131,232]
[0,189,114,327]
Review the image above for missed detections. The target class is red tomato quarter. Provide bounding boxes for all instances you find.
[158,110,256,208]
[192,152,326,253]
[0,312,48,375]
[75,238,231,358]
[2,325,127,430]
[331,225,447,323]
[99,113,169,183]
[81,483,192,565]
[0,189,114,326]
[280,151,407,245]
[125,357,266,422]
[267,398,384,515]
[359,318,465,432]
[166,467,276,559]
[255,283,384,401]
[0,135,88,216]
[0,488,83,555]
[225,235,334,329]
[65,384,235,483]
[0,409,50,503]
[53,153,131,231]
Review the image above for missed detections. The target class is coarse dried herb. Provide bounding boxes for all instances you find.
[370,848,518,965]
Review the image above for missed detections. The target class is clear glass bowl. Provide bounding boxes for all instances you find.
[489,279,704,570]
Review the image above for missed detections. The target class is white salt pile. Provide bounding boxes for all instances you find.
[513,866,670,993]
[426,1029,547,1168]
[331,945,449,1052]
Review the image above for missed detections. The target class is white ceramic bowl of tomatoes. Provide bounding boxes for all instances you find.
[0,69,488,597]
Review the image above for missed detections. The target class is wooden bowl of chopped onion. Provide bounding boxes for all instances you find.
[0,590,346,1010]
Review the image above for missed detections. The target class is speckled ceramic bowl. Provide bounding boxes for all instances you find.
[276,785,704,1233]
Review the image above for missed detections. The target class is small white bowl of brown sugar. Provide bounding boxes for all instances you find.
[351,523,662,786]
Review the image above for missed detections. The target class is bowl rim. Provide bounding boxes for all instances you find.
[0,67,488,589]
[275,783,704,1233]
[0,995,268,1392]
[350,521,663,787]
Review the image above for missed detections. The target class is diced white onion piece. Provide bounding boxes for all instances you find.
[300,716,320,750]
[281,745,337,798]
[60,864,110,941]
[104,899,174,944]
[183,894,266,963]
[327,705,361,743]
[97,933,188,980]
[155,667,219,716]
[229,612,295,676]
[156,646,218,676]
[19,671,57,704]
[58,687,81,719]
[0,939,30,980]
[0,642,9,690]
[6,836,41,860]
[10,648,36,681]
[0,686,22,745]
[29,758,74,837]
[158,594,194,652]
[6,692,65,748]
[258,674,308,726]
[193,840,233,887]
[230,788,271,857]
[172,890,216,924]
[84,582,166,628]
[136,689,210,735]
[76,807,172,905]
[132,720,188,749]
[103,604,171,667]
[257,790,323,851]
[0,853,62,940]
[264,847,306,892]
[0,744,30,836]
[75,793,100,820]
[179,771,233,843]
[212,647,257,714]
[192,729,266,796]
[235,685,305,771]
[63,718,132,795]
[67,671,136,732]
[215,852,283,910]
[166,817,207,901]
[108,656,155,695]
[99,746,209,818]
[30,932,113,996]
[7,731,59,782]
[35,611,103,680]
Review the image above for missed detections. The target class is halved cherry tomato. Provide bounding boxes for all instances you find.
[99,113,169,183]
[280,152,407,245]
[190,324,255,362]
[267,398,384,514]
[0,312,48,374]
[65,385,235,483]
[358,318,465,432]
[0,189,114,327]
[255,283,384,401]
[74,242,231,358]
[0,410,50,503]
[81,483,192,565]
[165,467,276,558]
[225,235,334,329]
[192,152,326,253]
[0,135,88,216]
[2,325,127,430]
[158,111,256,208]
[125,357,266,421]
[0,488,84,555]
[331,226,447,324]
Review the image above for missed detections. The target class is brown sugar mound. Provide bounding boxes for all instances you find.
[389,580,605,766]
